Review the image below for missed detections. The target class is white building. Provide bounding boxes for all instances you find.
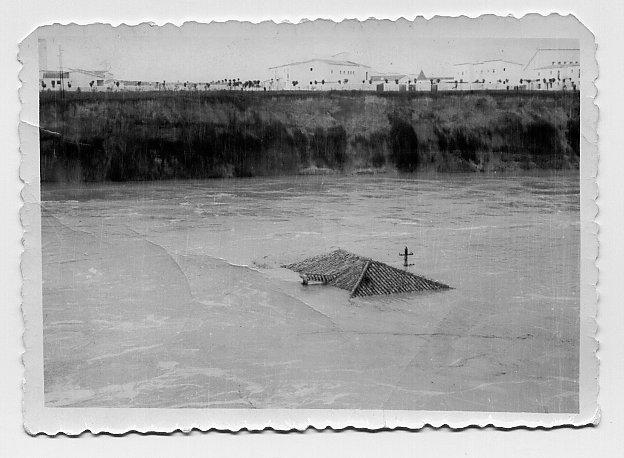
[40,68,114,91]
[67,68,114,91]
[522,48,580,91]
[369,73,406,92]
[396,71,455,92]
[452,59,523,90]
[118,80,159,91]
[40,71,70,91]
[453,62,474,89]
[268,58,371,91]
[430,76,455,92]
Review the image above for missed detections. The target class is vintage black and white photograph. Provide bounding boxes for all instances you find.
[20,16,598,432]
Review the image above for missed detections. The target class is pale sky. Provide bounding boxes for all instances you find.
[36,22,579,82]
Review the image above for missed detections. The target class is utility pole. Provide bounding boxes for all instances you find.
[399,246,414,268]
[57,45,65,99]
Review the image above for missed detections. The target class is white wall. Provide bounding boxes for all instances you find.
[453,61,523,89]
[523,65,580,90]
[471,61,523,88]
[270,60,369,90]
[453,63,473,84]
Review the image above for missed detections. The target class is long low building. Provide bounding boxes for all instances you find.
[39,68,114,91]
[453,59,524,91]
[268,57,372,91]
[521,48,580,91]
[450,48,580,91]
[40,71,70,91]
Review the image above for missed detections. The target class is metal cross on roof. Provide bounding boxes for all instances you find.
[400,246,414,267]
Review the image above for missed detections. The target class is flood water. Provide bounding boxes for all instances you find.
[41,172,580,412]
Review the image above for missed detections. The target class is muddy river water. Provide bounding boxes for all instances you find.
[41,172,579,412]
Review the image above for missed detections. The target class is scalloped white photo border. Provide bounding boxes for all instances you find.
[19,14,598,434]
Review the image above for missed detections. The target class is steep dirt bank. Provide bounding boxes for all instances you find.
[39,90,580,182]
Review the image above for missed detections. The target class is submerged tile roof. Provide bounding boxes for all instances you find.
[283,249,450,298]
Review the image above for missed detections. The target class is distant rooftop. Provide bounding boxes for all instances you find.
[532,62,581,70]
[67,68,110,78]
[41,71,69,79]
[454,59,523,66]
[524,48,581,70]
[269,58,370,69]
[370,73,406,81]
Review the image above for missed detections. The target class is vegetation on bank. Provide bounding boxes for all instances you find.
[39,90,580,182]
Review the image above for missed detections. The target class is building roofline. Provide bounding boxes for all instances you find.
[523,48,580,71]
[370,73,407,81]
[269,58,370,69]
[415,70,428,80]
[453,59,523,66]
[533,47,581,51]
[41,71,70,78]
[66,67,111,77]
[532,63,581,70]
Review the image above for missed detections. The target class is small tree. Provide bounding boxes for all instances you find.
[292,81,298,87]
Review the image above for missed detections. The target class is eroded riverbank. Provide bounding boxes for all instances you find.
[40,91,580,181]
